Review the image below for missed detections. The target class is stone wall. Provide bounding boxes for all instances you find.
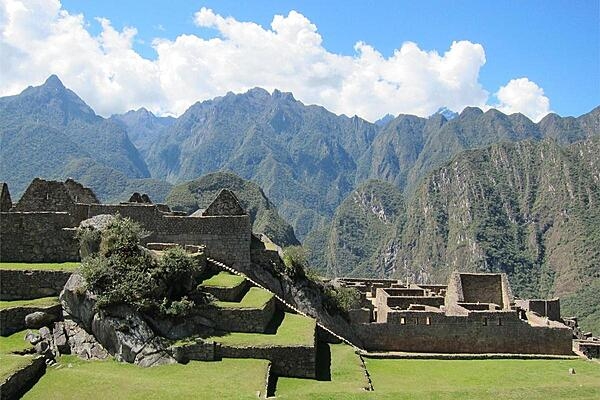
[516,299,561,321]
[0,182,12,212]
[170,340,216,363]
[0,356,46,400]
[460,274,504,306]
[13,178,76,212]
[0,212,79,262]
[574,340,600,359]
[217,344,316,378]
[355,310,573,355]
[201,280,248,302]
[64,178,99,204]
[0,270,73,300]
[197,296,276,333]
[80,204,252,267]
[0,303,62,335]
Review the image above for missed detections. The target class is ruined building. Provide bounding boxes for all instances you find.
[339,272,574,355]
[0,178,251,267]
[0,178,582,356]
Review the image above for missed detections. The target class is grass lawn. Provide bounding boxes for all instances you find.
[0,297,60,310]
[277,343,369,398]
[200,271,245,288]
[0,330,35,381]
[361,358,600,400]
[22,355,269,400]
[211,312,315,347]
[0,262,80,271]
[215,287,273,309]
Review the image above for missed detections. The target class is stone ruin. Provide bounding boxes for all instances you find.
[339,272,577,355]
[0,177,595,365]
[0,179,252,267]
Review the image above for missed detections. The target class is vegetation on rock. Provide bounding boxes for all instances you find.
[78,215,205,317]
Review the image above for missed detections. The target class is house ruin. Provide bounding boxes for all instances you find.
[0,178,583,356]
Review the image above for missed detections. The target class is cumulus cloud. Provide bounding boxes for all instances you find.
[494,78,551,122]
[0,1,551,122]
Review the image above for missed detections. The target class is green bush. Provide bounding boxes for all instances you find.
[79,216,204,317]
[76,226,101,259]
[323,286,361,315]
[281,245,309,278]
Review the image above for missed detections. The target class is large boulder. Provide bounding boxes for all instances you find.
[91,305,175,367]
[59,273,96,329]
[25,311,59,329]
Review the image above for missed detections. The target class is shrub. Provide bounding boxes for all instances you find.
[323,286,361,315]
[76,226,101,259]
[281,245,309,278]
[79,216,204,318]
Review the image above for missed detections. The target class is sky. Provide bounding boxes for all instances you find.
[0,0,598,122]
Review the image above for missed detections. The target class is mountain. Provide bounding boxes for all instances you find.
[374,114,395,127]
[0,75,151,200]
[325,137,600,333]
[146,88,378,238]
[432,107,458,120]
[325,180,404,277]
[110,108,175,156]
[165,171,299,247]
[358,106,600,195]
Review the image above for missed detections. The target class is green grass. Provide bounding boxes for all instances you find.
[0,330,34,354]
[0,262,80,271]
[200,271,246,288]
[361,358,600,400]
[277,343,369,398]
[0,297,60,310]
[215,287,273,309]
[277,356,600,400]
[22,355,269,400]
[210,312,315,347]
[0,330,35,381]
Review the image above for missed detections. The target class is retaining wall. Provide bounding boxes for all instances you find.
[0,270,73,300]
[355,310,573,355]
[197,296,276,333]
[0,356,46,400]
[217,343,316,378]
[0,303,62,336]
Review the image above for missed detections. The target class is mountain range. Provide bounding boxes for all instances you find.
[1,75,599,332]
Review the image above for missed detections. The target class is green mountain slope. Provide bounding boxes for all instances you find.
[165,171,299,246]
[146,88,378,238]
[326,138,600,333]
[325,180,404,277]
[0,76,151,199]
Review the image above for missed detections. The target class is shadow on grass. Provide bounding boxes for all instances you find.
[315,341,331,381]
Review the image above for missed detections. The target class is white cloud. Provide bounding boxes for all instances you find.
[0,1,551,122]
[494,78,551,122]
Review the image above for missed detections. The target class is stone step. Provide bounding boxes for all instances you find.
[199,271,248,302]
[190,312,317,378]
[197,288,277,334]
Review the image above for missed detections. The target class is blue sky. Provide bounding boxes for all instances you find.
[2,0,598,120]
